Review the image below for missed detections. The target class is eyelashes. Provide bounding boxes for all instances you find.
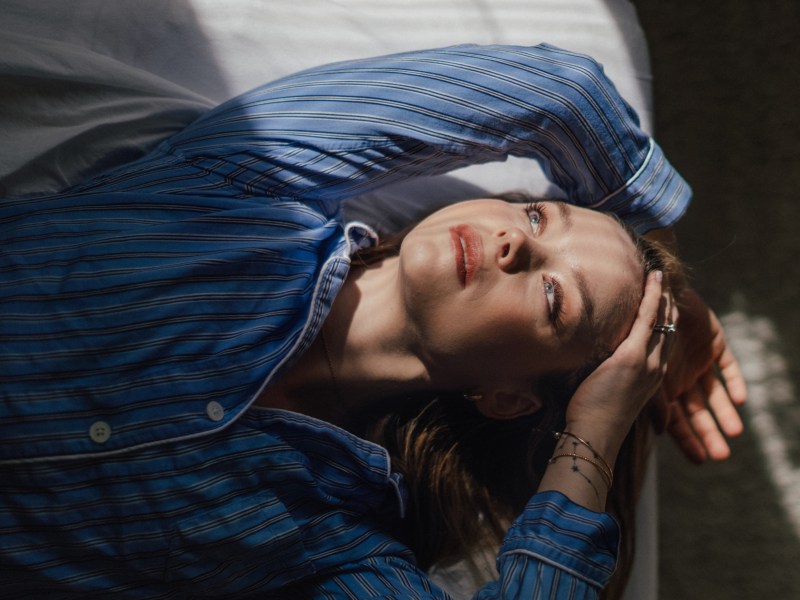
[525,201,547,234]
[545,278,565,330]
[525,201,565,331]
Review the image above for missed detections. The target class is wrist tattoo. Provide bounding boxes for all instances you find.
[552,431,614,488]
[549,453,601,502]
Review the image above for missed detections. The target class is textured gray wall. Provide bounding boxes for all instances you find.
[633,1,800,597]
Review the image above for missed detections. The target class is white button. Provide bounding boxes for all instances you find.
[206,401,225,422]
[89,421,111,444]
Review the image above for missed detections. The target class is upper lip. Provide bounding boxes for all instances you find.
[450,225,482,287]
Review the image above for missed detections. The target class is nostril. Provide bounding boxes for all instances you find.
[501,242,510,258]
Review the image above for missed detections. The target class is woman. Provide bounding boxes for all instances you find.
[1,44,685,597]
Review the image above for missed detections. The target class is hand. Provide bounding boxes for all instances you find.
[657,287,747,463]
[565,271,674,459]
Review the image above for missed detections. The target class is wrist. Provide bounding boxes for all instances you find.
[551,431,614,489]
[540,422,622,511]
[560,419,627,470]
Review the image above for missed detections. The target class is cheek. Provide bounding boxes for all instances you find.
[464,304,544,356]
[420,300,538,363]
[399,240,449,300]
[479,304,591,372]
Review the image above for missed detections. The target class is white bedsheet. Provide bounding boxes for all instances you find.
[0,0,653,200]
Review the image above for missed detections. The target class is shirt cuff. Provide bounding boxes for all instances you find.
[592,139,693,234]
[498,490,620,588]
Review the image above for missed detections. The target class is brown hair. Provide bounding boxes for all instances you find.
[356,194,684,597]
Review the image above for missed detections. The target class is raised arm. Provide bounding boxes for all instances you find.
[479,270,671,598]
[161,44,690,230]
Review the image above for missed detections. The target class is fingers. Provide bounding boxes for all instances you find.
[666,396,708,464]
[687,374,732,461]
[635,271,675,398]
[656,283,680,365]
[666,369,743,463]
[657,286,748,462]
[703,369,744,439]
[717,344,748,407]
[642,272,677,379]
[708,309,748,406]
[627,270,664,348]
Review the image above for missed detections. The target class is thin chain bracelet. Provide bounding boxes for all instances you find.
[553,431,613,480]
[549,453,614,489]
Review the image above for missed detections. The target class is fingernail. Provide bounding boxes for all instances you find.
[654,270,663,283]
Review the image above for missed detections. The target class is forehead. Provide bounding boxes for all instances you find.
[557,203,643,341]
[558,202,638,262]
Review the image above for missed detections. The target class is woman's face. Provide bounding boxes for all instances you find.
[398,199,643,393]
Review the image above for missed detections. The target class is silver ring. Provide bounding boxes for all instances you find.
[653,323,677,335]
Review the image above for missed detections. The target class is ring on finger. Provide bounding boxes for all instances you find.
[653,323,677,335]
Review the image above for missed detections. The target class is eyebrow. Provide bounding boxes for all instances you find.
[556,200,573,231]
[557,202,596,334]
[574,269,596,334]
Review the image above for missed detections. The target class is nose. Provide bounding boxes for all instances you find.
[495,227,538,273]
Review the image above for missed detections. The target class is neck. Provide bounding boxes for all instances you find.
[256,256,432,431]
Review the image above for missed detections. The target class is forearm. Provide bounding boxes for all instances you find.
[163,44,690,224]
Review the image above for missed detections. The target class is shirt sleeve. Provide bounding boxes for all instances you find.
[474,491,619,599]
[162,43,690,232]
[291,491,617,600]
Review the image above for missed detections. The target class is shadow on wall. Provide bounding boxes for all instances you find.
[633,1,800,598]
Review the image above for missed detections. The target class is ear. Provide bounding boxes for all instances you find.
[472,389,542,420]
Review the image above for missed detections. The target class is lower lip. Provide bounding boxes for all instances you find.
[450,225,481,287]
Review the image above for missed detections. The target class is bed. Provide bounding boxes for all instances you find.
[0,1,659,597]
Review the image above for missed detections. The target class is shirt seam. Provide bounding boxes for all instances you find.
[499,547,609,587]
[588,138,654,209]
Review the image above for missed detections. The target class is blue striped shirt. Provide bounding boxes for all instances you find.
[1,44,687,597]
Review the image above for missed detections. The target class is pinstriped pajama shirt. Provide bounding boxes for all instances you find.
[0,44,690,598]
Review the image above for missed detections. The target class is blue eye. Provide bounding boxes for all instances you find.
[528,209,541,233]
[544,280,556,312]
[544,278,564,330]
[525,202,545,234]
